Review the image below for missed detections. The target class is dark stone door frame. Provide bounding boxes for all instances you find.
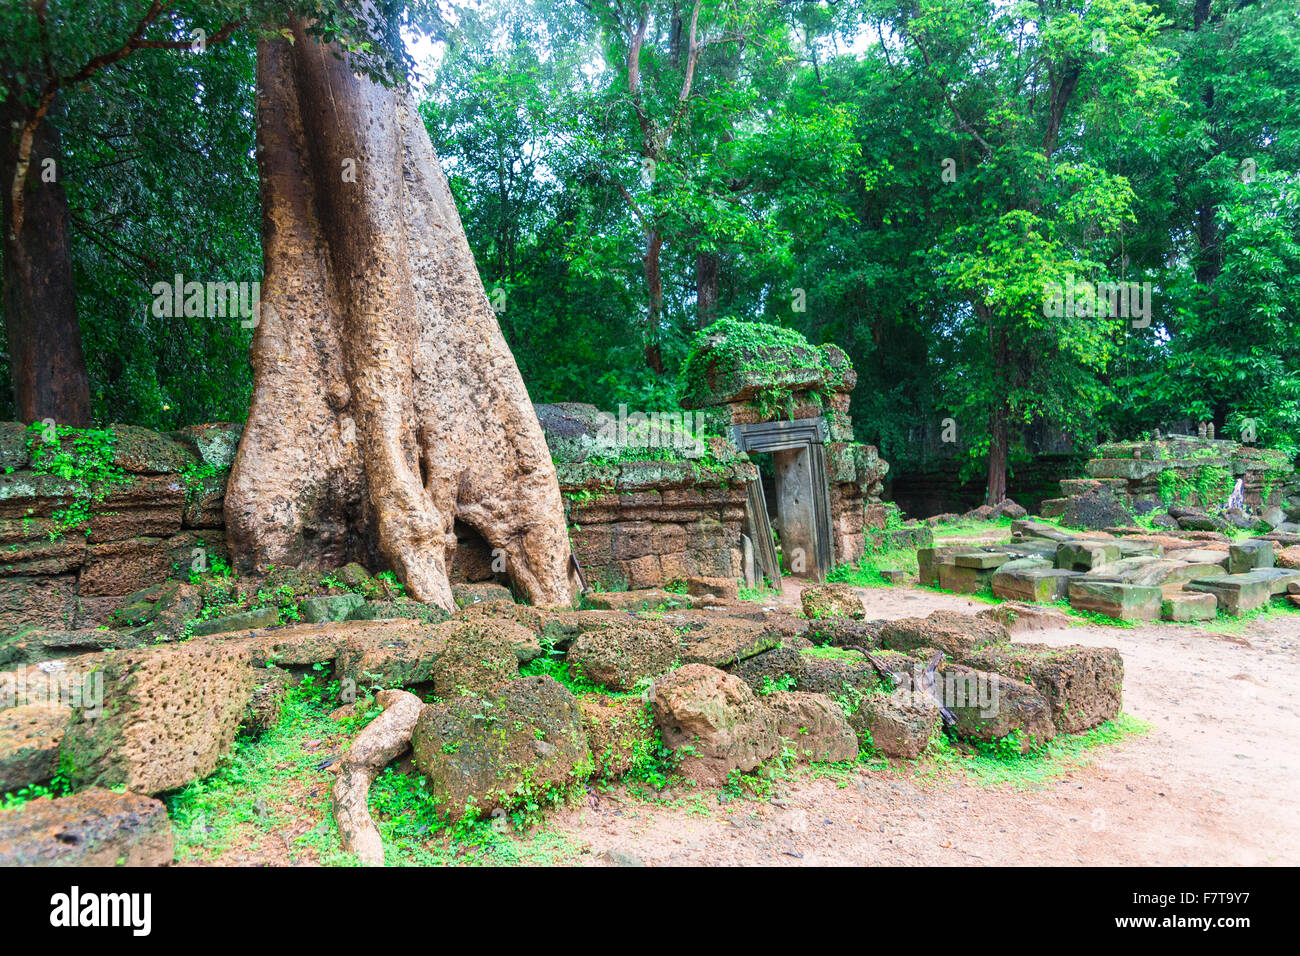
[729,417,836,581]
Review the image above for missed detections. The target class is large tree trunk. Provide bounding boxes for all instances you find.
[643,228,665,374]
[1,101,92,426]
[225,29,577,611]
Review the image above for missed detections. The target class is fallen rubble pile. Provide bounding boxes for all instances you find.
[0,580,1126,865]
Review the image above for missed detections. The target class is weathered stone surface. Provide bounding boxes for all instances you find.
[0,575,78,634]
[452,582,514,607]
[991,567,1077,603]
[431,627,520,698]
[765,691,857,763]
[937,562,995,594]
[0,788,173,866]
[800,583,864,619]
[917,546,967,587]
[650,663,778,785]
[1056,541,1122,571]
[583,588,693,612]
[298,593,366,623]
[731,644,807,693]
[1229,539,1275,574]
[806,617,884,650]
[1067,580,1162,621]
[962,643,1123,734]
[879,610,1009,659]
[1162,591,1218,622]
[110,424,199,474]
[566,620,680,691]
[1277,545,1300,570]
[938,663,1056,752]
[60,642,254,794]
[852,689,940,759]
[1063,489,1133,531]
[953,551,1010,570]
[1109,559,1226,588]
[347,598,450,623]
[1184,572,1276,616]
[686,576,739,601]
[976,602,1072,634]
[679,618,781,667]
[192,605,280,636]
[412,675,592,819]
[579,696,655,780]
[242,668,292,736]
[797,646,881,697]
[334,629,448,690]
[0,703,68,792]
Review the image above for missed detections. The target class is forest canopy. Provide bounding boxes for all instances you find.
[2,0,1298,500]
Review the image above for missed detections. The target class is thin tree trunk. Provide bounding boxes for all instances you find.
[225,29,576,610]
[985,326,1010,505]
[1,100,91,426]
[644,228,665,373]
[696,249,719,328]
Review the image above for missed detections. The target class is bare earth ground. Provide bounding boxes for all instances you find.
[539,583,1300,867]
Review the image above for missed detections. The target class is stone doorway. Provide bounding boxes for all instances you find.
[731,418,836,583]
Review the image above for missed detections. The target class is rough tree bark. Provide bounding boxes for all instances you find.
[1,99,91,426]
[225,26,577,611]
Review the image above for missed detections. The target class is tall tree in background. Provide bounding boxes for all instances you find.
[0,1,244,425]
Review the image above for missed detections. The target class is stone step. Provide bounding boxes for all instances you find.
[1067,580,1163,621]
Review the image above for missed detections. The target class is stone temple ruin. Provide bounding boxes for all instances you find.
[925,433,1300,622]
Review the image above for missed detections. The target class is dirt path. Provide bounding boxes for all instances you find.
[538,585,1300,866]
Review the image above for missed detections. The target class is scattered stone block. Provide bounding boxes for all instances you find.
[0,703,68,793]
[451,582,514,607]
[1161,592,1218,622]
[937,663,1056,752]
[730,645,807,693]
[192,605,280,636]
[1056,541,1122,571]
[800,583,864,619]
[916,546,967,587]
[1229,539,1275,574]
[852,689,940,759]
[1183,573,1275,616]
[579,696,655,780]
[0,788,173,866]
[650,663,778,785]
[976,602,1072,634]
[953,551,1010,570]
[879,568,907,585]
[60,642,254,795]
[992,567,1077,603]
[1067,580,1162,621]
[962,644,1123,733]
[298,593,365,623]
[566,620,681,691]
[685,576,739,601]
[412,675,592,819]
[879,610,1010,658]
[938,562,994,594]
[764,691,858,763]
[679,619,781,667]
[583,589,692,612]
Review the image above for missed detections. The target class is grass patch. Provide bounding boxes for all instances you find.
[920,713,1151,788]
[1189,598,1300,635]
[163,680,582,866]
[826,544,918,587]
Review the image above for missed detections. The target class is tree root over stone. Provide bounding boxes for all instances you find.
[332,689,424,866]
